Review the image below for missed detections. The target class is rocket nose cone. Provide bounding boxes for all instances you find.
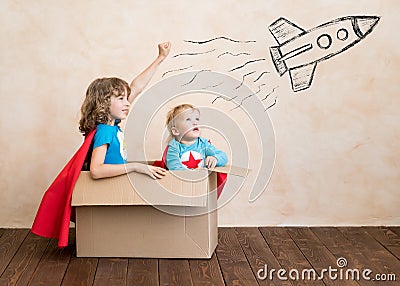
[355,16,380,37]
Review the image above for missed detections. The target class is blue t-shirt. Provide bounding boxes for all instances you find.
[166,137,228,170]
[93,124,127,164]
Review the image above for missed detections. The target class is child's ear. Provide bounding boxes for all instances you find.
[171,127,179,136]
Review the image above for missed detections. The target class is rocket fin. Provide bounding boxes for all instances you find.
[269,17,306,45]
[270,46,288,76]
[289,62,317,92]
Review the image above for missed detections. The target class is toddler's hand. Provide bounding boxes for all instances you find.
[137,164,167,179]
[158,41,171,59]
[205,156,217,169]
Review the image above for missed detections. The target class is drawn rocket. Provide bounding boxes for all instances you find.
[269,16,380,92]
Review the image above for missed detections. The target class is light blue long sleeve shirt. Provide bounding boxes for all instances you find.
[166,137,228,170]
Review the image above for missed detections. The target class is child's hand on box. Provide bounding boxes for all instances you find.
[205,156,217,169]
[135,163,167,179]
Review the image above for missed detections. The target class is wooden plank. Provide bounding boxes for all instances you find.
[259,227,324,286]
[216,227,259,286]
[189,253,225,286]
[93,258,128,286]
[286,227,359,286]
[337,227,399,285]
[28,230,75,286]
[311,227,383,286]
[365,227,400,260]
[61,255,98,286]
[0,229,30,276]
[0,229,4,239]
[390,227,400,237]
[159,259,193,286]
[0,232,50,286]
[234,227,292,286]
[127,259,158,286]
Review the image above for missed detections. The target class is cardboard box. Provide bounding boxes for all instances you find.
[71,166,246,258]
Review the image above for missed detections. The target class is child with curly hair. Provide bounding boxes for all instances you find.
[32,42,171,247]
[80,43,171,179]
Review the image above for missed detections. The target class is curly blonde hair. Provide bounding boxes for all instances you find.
[166,103,200,138]
[79,77,131,136]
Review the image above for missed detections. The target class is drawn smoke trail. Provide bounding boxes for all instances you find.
[161,36,279,111]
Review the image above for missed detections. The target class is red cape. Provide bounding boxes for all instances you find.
[153,144,227,198]
[31,129,96,248]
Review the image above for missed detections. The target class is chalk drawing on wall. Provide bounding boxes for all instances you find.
[184,37,256,44]
[162,66,193,77]
[152,15,380,201]
[161,15,380,111]
[269,16,380,92]
[161,36,278,111]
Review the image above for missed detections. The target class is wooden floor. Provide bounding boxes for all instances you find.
[0,227,399,286]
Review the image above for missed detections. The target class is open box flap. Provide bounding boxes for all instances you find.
[213,165,248,177]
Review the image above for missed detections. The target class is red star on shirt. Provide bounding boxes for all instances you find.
[182,151,202,169]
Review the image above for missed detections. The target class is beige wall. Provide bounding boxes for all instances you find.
[1,0,399,227]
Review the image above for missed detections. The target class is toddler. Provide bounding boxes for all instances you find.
[165,104,228,170]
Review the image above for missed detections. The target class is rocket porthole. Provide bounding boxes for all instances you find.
[337,28,349,41]
[317,34,332,49]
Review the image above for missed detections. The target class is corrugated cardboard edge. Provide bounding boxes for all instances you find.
[183,172,218,258]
